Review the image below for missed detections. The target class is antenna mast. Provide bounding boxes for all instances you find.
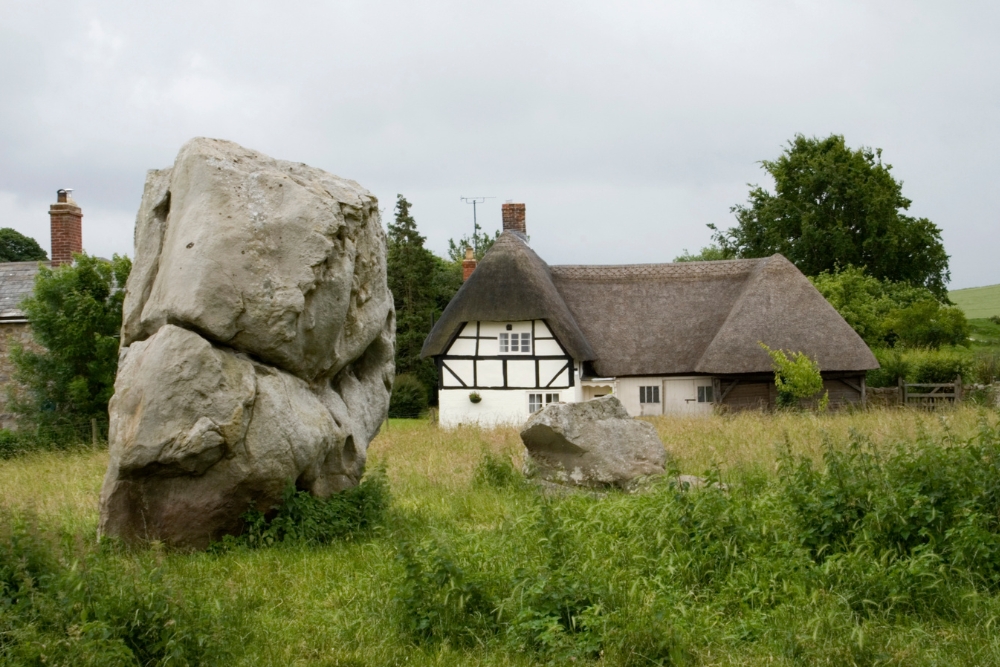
[460,196,495,255]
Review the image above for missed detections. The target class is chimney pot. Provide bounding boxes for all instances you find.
[462,246,477,281]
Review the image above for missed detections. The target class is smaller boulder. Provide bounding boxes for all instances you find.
[520,396,667,489]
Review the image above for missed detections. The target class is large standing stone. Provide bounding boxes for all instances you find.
[520,396,667,489]
[100,138,394,548]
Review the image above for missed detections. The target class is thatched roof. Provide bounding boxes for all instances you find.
[421,232,596,360]
[422,234,878,376]
[553,255,877,376]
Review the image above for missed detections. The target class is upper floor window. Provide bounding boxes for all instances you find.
[499,332,531,354]
[639,386,660,404]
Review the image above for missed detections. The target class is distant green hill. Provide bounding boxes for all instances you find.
[949,283,1000,319]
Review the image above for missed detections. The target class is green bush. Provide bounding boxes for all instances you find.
[868,347,973,387]
[10,253,131,436]
[222,467,391,549]
[886,299,970,348]
[388,373,428,418]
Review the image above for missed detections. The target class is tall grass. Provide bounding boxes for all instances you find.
[2,408,999,666]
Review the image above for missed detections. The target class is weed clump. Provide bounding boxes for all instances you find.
[220,466,391,549]
[0,511,243,665]
[472,450,521,489]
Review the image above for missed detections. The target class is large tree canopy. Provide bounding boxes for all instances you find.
[712,134,950,297]
[0,228,47,262]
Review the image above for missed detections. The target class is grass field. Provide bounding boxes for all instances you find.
[3,408,1000,665]
[950,283,1000,319]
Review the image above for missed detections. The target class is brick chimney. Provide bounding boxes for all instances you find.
[462,246,477,281]
[501,202,526,238]
[49,189,82,266]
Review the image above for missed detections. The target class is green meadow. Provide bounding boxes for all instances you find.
[5,408,1000,666]
[950,283,1000,320]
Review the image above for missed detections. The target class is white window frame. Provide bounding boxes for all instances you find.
[639,385,660,404]
[499,331,532,354]
[697,385,714,403]
[529,392,560,413]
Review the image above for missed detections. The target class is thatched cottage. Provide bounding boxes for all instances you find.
[422,203,878,428]
[0,189,84,427]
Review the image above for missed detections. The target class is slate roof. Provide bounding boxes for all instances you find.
[422,232,878,377]
[0,262,46,322]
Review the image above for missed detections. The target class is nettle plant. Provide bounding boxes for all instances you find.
[760,343,829,410]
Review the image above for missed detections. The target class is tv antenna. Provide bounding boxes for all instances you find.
[460,196,494,255]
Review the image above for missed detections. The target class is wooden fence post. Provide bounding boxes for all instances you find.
[898,375,906,406]
[955,375,963,404]
[91,418,98,446]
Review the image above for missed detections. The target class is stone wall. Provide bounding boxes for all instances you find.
[0,321,36,429]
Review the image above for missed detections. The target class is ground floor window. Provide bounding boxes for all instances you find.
[697,385,714,403]
[529,392,561,413]
[639,386,660,404]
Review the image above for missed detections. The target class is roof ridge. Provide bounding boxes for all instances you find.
[550,258,762,282]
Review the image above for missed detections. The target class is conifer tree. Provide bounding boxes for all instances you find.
[386,195,457,406]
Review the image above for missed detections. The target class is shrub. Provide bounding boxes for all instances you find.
[868,347,973,387]
[760,344,828,409]
[388,373,428,418]
[991,315,1000,325]
[911,349,971,384]
[9,253,131,437]
[224,467,391,549]
[885,299,970,348]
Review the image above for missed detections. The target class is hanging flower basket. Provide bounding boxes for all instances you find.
[469,392,482,404]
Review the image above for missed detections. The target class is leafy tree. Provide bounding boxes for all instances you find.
[673,244,730,262]
[447,226,500,263]
[0,228,47,262]
[9,253,131,433]
[713,134,950,297]
[387,196,463,406]
[810,267,967,349]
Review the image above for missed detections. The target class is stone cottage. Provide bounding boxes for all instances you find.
[0,189,84,427]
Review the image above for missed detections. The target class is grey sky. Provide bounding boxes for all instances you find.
[2,0,997,288]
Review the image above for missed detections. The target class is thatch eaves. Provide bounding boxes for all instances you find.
[420,232,596,360]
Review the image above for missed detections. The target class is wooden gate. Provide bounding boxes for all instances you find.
[899,376,963,409]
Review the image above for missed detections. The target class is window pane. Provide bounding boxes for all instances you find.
[529,393,542,412]
[640,387,646,403]
[521,333,531,352]
[546,393,559,404]
[499,333,508,353]
[706,386,714,402]
[653,386,659,403]
[698,386,705,402]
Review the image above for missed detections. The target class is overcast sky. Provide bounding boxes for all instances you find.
[2,1,998,288]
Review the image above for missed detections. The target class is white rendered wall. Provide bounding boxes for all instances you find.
[439,388,534,428]
[615,376,715,416]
